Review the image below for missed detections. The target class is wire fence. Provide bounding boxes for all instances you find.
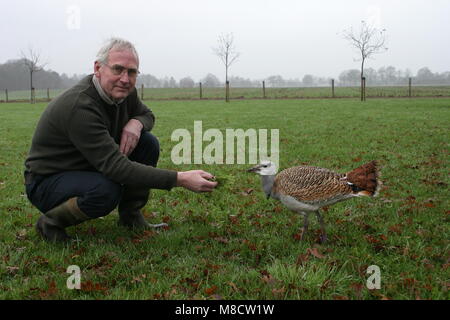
[1,81,449,103]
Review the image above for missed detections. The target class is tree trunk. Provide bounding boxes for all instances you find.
[225,51,229,85]
[30,70,33,103]
[225,53,229,102]
[360,59,365,102]
[226,81,230,103]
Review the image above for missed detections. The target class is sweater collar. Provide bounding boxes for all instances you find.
[92,75,124,105]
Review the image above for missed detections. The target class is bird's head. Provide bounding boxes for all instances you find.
[247,160,277,176]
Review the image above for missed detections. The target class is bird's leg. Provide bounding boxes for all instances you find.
[300,212,310,241]
[315,211,327,243]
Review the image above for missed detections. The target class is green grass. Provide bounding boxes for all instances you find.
[0,98,449,300]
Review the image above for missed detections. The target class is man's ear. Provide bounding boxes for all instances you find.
[94,61,101,77]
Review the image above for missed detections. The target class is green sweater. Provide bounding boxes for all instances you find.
[25,75,177,190]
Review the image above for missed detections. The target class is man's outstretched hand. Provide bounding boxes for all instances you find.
[177,170,218,192]
[120,119,143,156]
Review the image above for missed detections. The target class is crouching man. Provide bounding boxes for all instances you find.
[24,38,217,242]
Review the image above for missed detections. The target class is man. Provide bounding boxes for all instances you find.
[24,38,217,242]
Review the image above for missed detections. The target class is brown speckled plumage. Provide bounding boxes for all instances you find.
[273,166,352,205]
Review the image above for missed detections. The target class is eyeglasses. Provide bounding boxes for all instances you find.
[103,63,140,78]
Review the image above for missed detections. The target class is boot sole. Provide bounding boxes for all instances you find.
[118,220,168,229]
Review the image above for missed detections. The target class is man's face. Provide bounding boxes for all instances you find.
[94,49,139,101]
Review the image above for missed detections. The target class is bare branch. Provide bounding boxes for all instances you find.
[343,21,387,62]
[20,46,48,103]
[212,33,240,83]
[21,47,48,72]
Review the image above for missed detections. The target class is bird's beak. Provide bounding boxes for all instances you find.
[247,164,261,173]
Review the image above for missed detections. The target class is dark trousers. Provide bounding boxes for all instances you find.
[25,132,160,218]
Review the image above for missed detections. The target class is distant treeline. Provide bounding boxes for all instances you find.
[338,67,450,87]
[0,59,86,91]
[1,58,449,91]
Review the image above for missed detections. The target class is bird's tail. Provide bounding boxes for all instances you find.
[342,160,381,197]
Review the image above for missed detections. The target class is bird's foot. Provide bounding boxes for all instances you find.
[299,227,308,241]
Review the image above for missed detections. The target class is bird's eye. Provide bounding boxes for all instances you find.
[263,165,268,168]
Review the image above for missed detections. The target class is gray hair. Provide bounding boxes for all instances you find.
[96,37,139,66]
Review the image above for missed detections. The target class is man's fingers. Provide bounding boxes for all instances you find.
[199,171,215,180]
[198,171,218,191]
[119,134,127,154]
[120,134,130,155]
[120,133,138,156]
[124,142,131,156]
[177,170,219,193]
[202,180,218,191]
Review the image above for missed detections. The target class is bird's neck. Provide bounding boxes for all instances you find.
[261,175,276,199]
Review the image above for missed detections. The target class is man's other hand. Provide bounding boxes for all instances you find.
[120,119,143,156]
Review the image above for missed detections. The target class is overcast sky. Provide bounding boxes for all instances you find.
[2,0,449,81]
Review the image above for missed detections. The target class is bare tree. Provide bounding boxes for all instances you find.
[343,21,387,101]
[21,47,47,103]
[213,33,240,102]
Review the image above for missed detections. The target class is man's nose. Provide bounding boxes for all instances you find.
[119,71,130,83]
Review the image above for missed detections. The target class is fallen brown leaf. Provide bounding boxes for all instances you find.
[271,287,286,297]
[204,285,218,295]
[296,253,310,266]
[350,282,364,299]
[388,224,403,235]
[307,247,325,259]
[39,281,58,299]
[423,201,435,208]
[228,215,239,225]
[214,237,229,244]
[273,205,283,213]
[81,280,108,293]
[261,275,278,286]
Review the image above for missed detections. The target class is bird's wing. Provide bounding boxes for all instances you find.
[272,166,353,204]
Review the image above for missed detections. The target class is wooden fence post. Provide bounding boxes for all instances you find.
[47,88,50,101]
[331,79,335,98]
[31,87,36,104]
[262,81,266,99]
[409,77,412,98]
[361,77,366,101]
[5,89,8,102]
[199,82,202,99]
[364,77,367,101]
[360,78,363,101]
[141,84,144,100]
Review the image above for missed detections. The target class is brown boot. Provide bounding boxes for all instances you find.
[118,188,167,229]
[36,197,91,242]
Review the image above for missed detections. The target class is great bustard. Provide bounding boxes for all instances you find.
[247,160,380,243]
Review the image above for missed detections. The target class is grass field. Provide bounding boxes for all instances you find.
[1,85,450,102]
[0,98,449,300]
